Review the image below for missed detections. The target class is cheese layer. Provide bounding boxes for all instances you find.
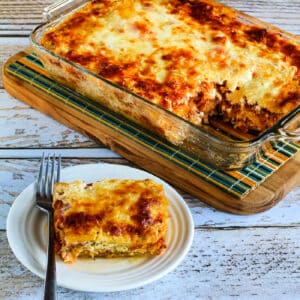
[41,0,300,132]
[53,179,169,263]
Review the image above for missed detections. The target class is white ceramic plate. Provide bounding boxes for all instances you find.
[6,163,194,292]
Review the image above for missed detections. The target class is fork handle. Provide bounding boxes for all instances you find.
[44,209,57,300]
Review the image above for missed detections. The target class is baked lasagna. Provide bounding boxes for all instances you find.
[53,179,169,263]
[40,0,300,133]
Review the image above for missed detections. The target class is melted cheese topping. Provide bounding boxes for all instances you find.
[53,179,169,263]
[41,0,300,132]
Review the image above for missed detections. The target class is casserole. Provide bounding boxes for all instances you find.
[31,0,300,169]
[53,179,169,263]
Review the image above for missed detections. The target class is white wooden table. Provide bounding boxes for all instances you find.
[1,1,300,299]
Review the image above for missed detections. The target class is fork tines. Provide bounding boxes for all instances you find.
[37,153,61,209]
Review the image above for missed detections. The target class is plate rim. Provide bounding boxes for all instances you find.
[6,162,194,292]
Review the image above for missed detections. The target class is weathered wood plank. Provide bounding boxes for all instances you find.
[0,0,55,36]
[0,38,29,88]
[1,0,299,36]
[1,158,299,230]
[0,89,98,148]
[1,227,299,299]
[0,148,119,159]
[219,0,300,35]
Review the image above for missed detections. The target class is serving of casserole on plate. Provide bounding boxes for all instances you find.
[7,163,194,292]
[53,179,169,263]
[31,0,300,169]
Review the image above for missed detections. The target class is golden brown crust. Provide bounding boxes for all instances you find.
[53,179,169,263]
[41,0,300,133]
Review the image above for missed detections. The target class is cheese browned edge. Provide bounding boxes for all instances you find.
[40,0,300,134]
[53,179,169,263]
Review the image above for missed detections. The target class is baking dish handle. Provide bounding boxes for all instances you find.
[43,0,87,21]
[274,113,300,142]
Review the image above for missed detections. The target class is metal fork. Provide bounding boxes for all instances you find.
[36,153,61,300]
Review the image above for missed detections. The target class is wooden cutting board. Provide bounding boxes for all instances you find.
[2,51,300,214]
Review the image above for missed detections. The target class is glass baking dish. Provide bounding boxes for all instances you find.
[30,0,300,169]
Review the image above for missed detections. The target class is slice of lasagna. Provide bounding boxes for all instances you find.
[53,179,169,263]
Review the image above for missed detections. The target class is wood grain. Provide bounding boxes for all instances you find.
[0,38,29,88]
[1,227,300,299]
[0,0,55,36]
[0,89,98,148]
[3,60,300,215]
[0,148,119,159]
[219,0,300,36]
